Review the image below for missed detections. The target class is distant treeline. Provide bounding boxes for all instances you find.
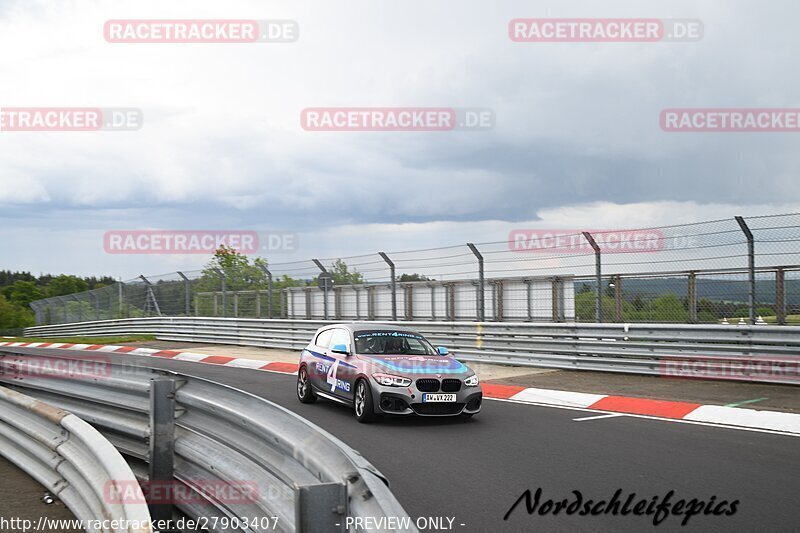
[0,270,115,330]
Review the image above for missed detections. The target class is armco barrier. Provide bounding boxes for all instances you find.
[22,317,800,385]
[0,346,417,533]
[0,385,152,532]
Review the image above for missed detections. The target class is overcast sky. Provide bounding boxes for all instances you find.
[1,0,799,279]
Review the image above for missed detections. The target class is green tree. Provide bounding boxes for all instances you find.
[328,259,364,285]
[0,294,34,329]
[650,294,688,322]
[193,246,269,316]
[2,280,43,308]
[46,275,89,297]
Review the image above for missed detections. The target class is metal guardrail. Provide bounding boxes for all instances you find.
[0,347,418,533]
[0,385,152,533]
[24,317,800,385]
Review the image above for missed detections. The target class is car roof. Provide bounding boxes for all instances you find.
[317,323,422,335]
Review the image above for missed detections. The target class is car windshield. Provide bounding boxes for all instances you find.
[354,330,437,356]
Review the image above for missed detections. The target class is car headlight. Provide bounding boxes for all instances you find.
[374,373,412,387]
[464,374,479,387]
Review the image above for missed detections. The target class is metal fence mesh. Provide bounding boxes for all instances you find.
[29,213,800,325]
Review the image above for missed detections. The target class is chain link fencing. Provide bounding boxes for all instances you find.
[29,213,800,326]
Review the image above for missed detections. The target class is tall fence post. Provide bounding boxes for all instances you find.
[688,272,698,324]
[118,281,126,319]
[735,216,756,325]
[57,296,68,323]
[90,292,100,321]
[149,377,176,523]
[776,267,786,325]
[258,265,274,319]
[312,259,330,320]
[378,252,397,321]
[551,277,562,322]
[107,287,114,320]
[613,275,623,322]
[139,275,162,317]
[212,268,227,318]
[583,232,602,323]
[467,243,485,322]
[176,271,191,316]
[71,294,83,323]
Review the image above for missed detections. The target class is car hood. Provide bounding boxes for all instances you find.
[357,354,470,375]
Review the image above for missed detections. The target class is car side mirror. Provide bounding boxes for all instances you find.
[437,346,449,356]
[332,343,351,355]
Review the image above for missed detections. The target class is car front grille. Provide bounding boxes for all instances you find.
[416,378,440,392]
[441,379,462,392]
[412,402,465,416]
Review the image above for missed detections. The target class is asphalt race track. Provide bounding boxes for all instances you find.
[6,348,798,533]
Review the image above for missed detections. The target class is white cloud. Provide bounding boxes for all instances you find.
[0,0,798,276]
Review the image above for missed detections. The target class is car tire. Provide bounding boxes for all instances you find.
[461,412,475,419]
[297,366,317,404]
[354,379,376,423]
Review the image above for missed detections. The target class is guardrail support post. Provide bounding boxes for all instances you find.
[177,271,191,316]
[776,267,786,325]
[295,483,347,533]
[467,243,485,322]
[688,272,698,324]
[735,216,756,325]
[583,232,602,323]
[378,252,397,321]
[149,377,176,523]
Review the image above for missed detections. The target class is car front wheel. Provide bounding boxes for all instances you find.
[297,366,317,404]
[354,379,376,423]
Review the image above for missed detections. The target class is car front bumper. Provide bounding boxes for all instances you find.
[371,378,483,416]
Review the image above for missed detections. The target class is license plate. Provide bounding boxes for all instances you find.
[422,393,456,403]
